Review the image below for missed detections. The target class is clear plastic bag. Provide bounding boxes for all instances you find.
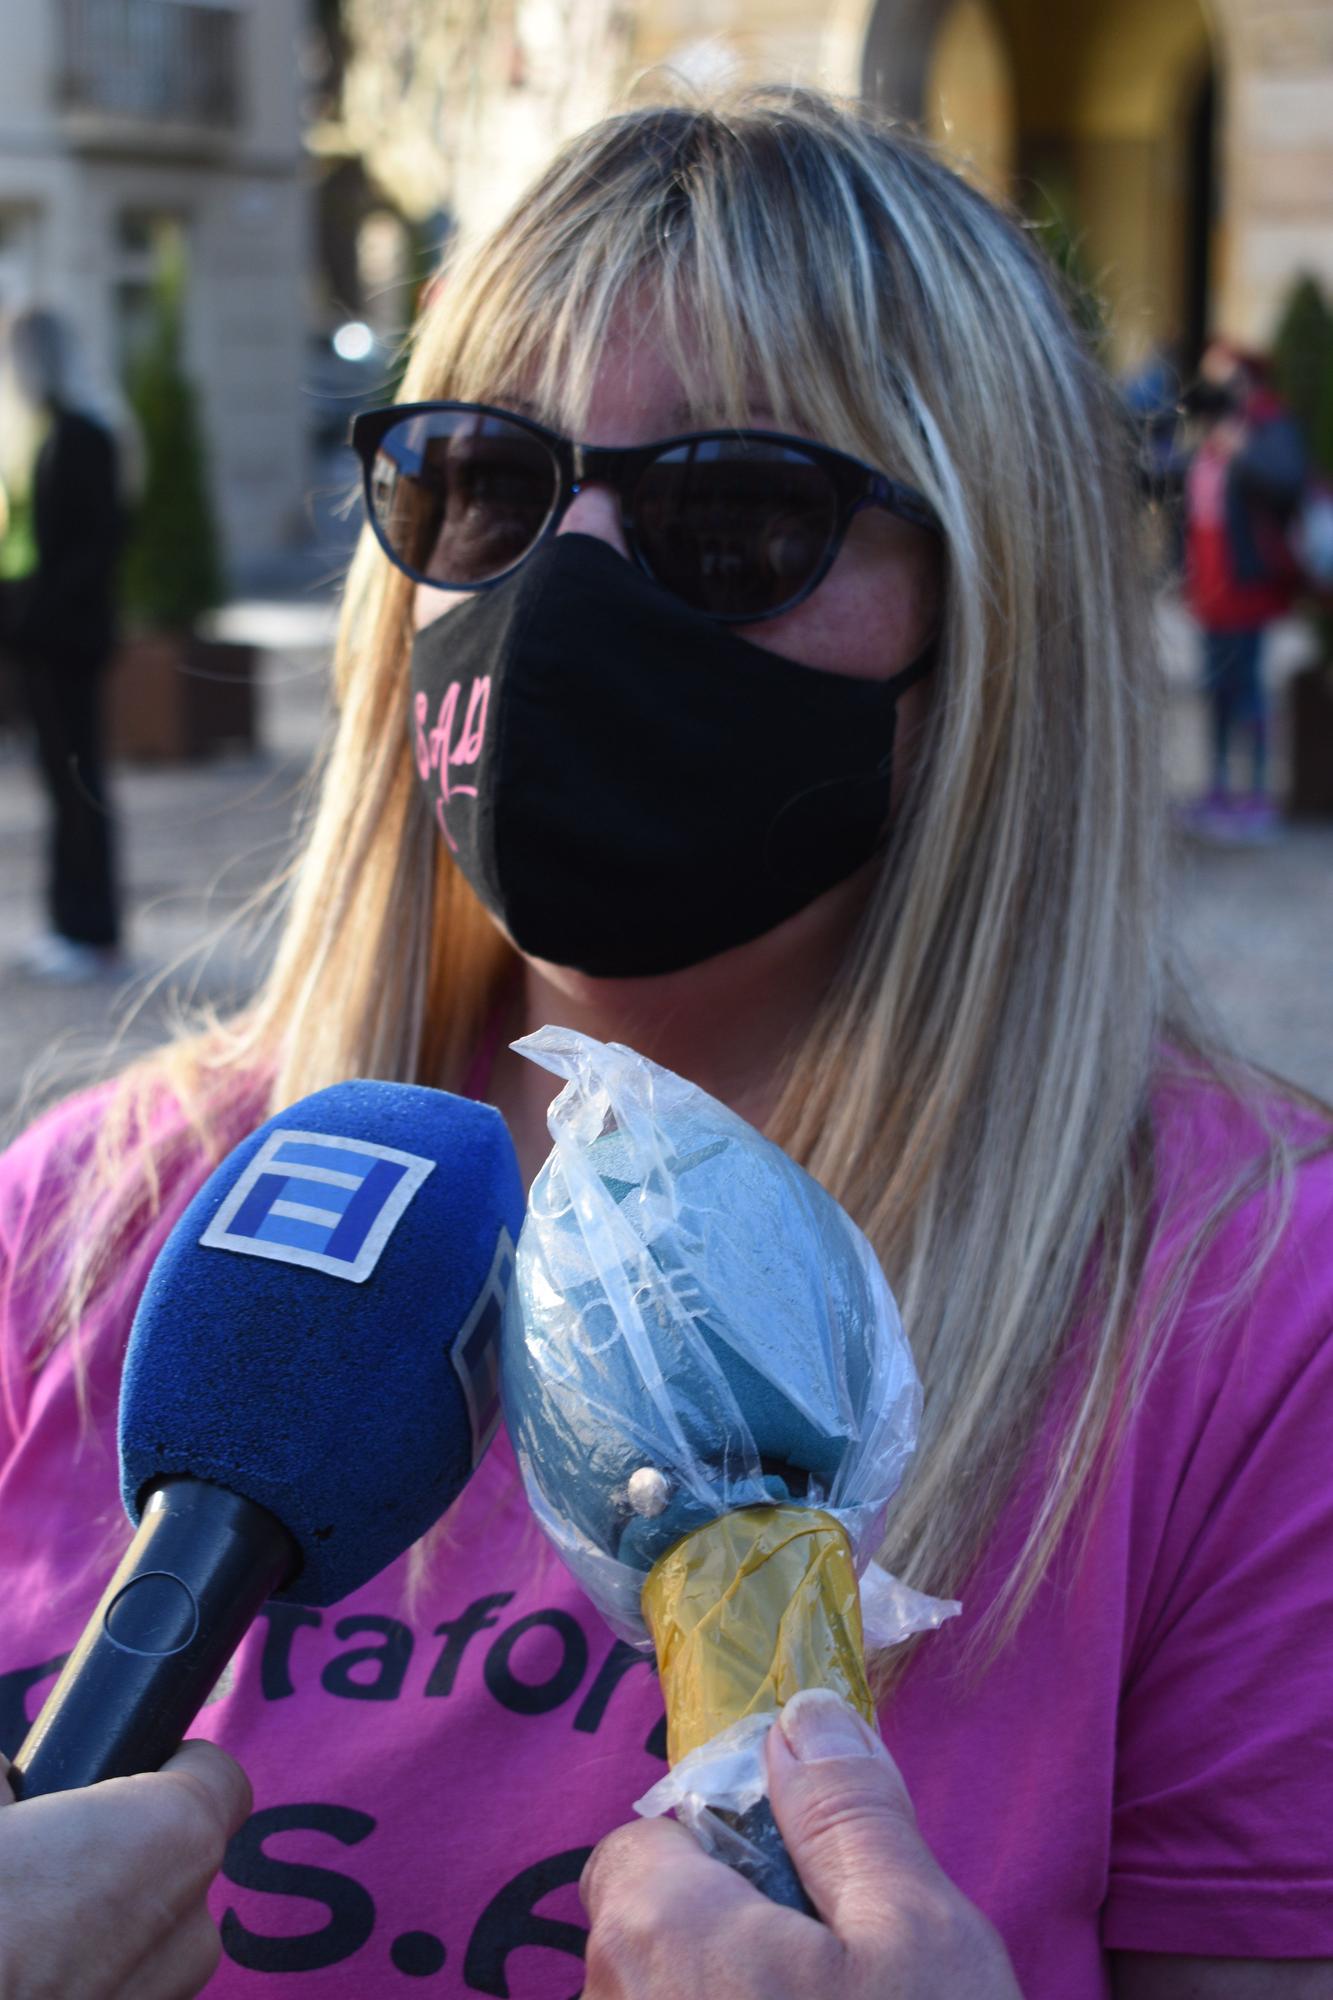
[503,1028,932,1632]
[634,1562,960,1870]
[500,1028,958,1845]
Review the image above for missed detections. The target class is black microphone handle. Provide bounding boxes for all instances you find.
[9,1478,298,1800]
[716,1798,819,1918]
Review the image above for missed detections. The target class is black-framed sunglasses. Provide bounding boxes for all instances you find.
[349,400,940,624]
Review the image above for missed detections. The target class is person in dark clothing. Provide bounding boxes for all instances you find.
[3,308,124,977]
[1181,342,1307,842]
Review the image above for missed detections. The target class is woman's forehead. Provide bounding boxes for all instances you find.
[488,318,782,436]
[446,267,883,452]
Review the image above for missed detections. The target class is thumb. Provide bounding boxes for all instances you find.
[766,1689,932,1945]
[159,1739,254,1845]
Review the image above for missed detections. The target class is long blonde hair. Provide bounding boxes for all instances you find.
[35,87,1324,1675]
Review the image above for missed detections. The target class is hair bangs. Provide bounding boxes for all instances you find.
[403,100,935,499]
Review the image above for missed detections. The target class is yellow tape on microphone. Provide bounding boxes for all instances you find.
[642,1505,874,1766]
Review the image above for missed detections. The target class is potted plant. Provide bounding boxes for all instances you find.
[111,249,257,760]
[0,463,38,735]
[1272,271,1333,817]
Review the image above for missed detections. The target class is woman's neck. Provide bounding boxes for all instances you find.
[485,861,874,1188]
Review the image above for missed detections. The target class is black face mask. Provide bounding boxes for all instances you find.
[409,534,933,977]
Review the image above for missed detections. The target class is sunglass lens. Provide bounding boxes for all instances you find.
[368,410,559,585]
[632,441,839,618]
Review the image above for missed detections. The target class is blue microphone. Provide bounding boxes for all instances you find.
[10,1081,524,1799]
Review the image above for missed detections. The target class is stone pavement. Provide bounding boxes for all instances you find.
[0,601,338,1136]
[1158,592,1332,1105]
[1,594,1330,1139]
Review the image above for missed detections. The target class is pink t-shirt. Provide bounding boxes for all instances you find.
[1,1078,1331,1997]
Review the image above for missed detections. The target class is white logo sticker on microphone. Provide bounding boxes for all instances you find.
[199,1130,435,1282]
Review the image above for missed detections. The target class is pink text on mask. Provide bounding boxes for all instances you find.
[415,678,490,850]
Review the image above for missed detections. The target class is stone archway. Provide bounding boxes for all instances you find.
[855,0,949,120]
[826,0,1222,369]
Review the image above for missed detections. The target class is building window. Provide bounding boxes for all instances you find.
[56,0,242,129]
[0,209,40,320]
[113,211,187,376]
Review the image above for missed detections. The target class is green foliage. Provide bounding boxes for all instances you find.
[1272,273,1333,653]
[0,406,48,582]
[121,247,224,630]
[0,480,37,581]
[1272,271,1333,479]
[1023,173,1108,355]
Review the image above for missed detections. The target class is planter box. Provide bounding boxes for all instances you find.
[108,629,258,762]
[0,650,25,738]
[1287,659,1333,818]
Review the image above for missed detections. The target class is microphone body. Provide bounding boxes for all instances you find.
[11,1080,524,1800]
[503,1031,923,1915]
[11,1482,295,1798]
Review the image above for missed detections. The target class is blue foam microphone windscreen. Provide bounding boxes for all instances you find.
[120,1080,525,1603]
[12,1080,524,1798]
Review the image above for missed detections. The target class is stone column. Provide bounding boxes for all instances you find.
[1213,0,1333,342]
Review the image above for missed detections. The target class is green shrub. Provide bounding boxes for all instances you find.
[1273,273,1333,658]
[1023,172,1107,354]
[121,248,224,630]
[1273,271,1333,479]
[0,479,37,582]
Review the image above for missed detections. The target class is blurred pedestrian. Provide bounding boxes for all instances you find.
[1,308,124,979]
[1120,345,1188,576]
[1181,341,1307,841]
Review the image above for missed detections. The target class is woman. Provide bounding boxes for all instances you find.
[1,90,1330,1998]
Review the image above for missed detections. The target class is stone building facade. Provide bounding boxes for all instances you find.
[647,0,1332,367]
[0,0,308,590]
[386,0,1333,375]
[848,0,1333,366]
[2,0,1326,590]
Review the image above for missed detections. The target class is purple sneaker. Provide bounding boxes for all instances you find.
[1175,790,1242,843]
[1229,794,1283,844]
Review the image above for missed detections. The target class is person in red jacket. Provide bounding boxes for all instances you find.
[1182,341,1306,840]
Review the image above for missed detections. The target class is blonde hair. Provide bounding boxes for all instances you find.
[33,88,1326,1676]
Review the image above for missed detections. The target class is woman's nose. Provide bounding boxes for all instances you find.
[557,484,630,557]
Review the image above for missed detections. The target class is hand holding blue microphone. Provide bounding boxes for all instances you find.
[0,1739,251,2000]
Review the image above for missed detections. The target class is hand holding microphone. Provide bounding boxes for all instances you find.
[4,1078,523,1988]
[579,1689,1021,2000]
[0,1740,250,2000]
